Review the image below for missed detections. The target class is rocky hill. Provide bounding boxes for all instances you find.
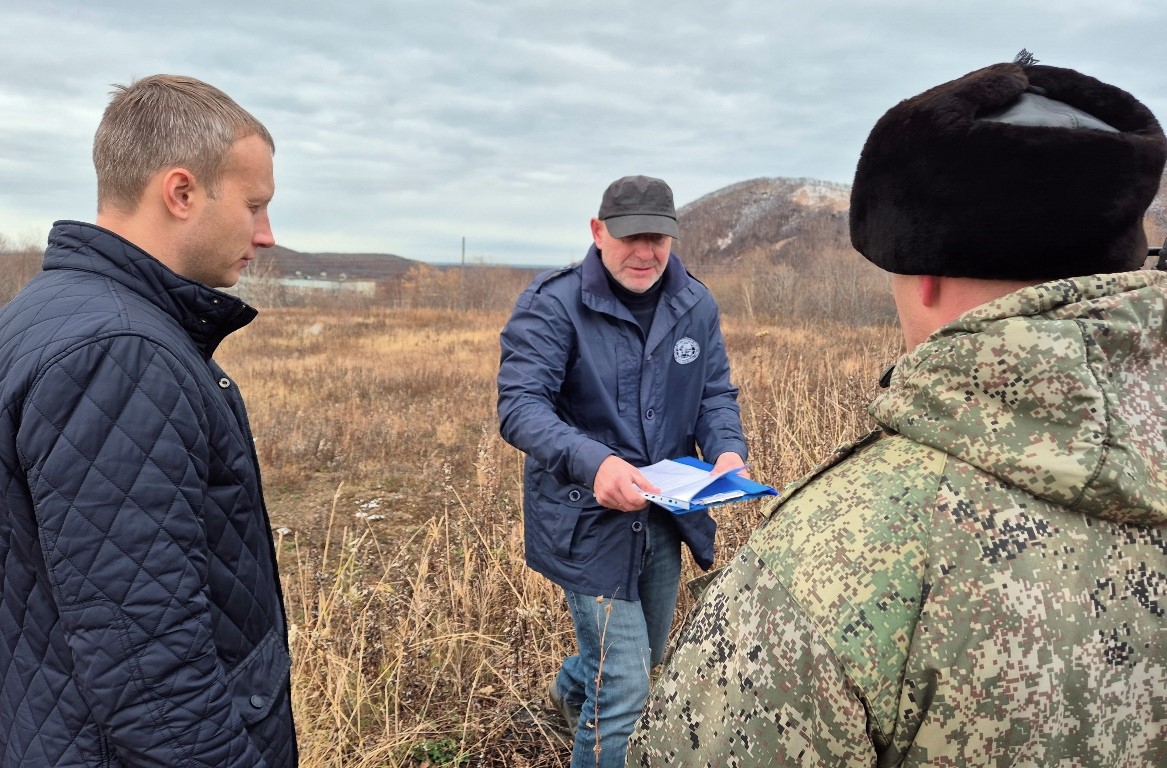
[1148,173,1167,247]
[677,177,853,270]
[678,172,1167,270]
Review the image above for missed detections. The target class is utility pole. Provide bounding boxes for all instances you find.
[460,236,467,311]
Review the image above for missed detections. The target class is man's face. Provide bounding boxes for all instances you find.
[178,133,275,288]
[591,218,671,293]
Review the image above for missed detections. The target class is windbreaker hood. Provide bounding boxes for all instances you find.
[872,271,1167,525]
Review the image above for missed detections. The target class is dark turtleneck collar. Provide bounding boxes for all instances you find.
[602,256,666,336]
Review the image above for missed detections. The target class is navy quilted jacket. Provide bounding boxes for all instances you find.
[0,222,296,767]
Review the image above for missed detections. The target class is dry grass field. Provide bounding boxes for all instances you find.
[215,302,900,767]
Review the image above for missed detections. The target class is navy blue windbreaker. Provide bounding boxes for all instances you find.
[0,222,295,767]
[497,245,747,599]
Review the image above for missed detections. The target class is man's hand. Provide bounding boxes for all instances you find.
[712,451,748,479]
[593,455,660,512]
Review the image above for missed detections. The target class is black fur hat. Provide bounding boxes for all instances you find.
[850,53,1166,279]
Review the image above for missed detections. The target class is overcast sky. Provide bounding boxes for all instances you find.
[2,1,1165,266]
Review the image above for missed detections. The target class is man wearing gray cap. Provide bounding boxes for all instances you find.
[630,54,1167,766]
[497,175,747,767]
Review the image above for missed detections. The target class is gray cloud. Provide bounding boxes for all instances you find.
[2,0,1165,263]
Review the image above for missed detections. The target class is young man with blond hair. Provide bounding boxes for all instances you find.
[0,75,295,766]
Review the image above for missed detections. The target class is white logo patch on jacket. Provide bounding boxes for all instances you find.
[674,337,700,364]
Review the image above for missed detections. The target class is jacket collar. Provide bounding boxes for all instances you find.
[44,221,257,358]
[580,244,698,353]
[580,244,694,323]
[873,270,1167,525]
[580,243,688,298]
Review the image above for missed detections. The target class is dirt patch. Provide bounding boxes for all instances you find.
[265,472,450,552]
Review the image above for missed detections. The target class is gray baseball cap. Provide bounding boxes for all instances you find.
[597,175,680,239]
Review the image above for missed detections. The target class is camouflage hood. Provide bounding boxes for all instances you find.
[872,270,1167,526]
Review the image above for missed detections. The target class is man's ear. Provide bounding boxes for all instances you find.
[160,168,199,221]
[589,217,605,248]
[918,275,942,308]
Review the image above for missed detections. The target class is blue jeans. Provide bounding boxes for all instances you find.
[553,510,682,768]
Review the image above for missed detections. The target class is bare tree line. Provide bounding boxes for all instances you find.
[0,235,43,305]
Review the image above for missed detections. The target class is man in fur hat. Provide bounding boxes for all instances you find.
[628,54,1167,766]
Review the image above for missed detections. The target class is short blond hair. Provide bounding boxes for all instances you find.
[93,74,274,213]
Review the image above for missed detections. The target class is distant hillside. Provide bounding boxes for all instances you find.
[680,172,1167,270]
[264,244,417,281]
[1148,172,1167,247]
[677,177,852,270]
[260,177,856,281]
[256,170,1167,281]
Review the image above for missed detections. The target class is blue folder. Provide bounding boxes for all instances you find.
[646,456,777,514]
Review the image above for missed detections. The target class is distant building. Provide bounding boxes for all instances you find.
[276,277,377,296]
[227,274,378,306]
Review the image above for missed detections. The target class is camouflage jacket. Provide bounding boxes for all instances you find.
[629,271,1167,767]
